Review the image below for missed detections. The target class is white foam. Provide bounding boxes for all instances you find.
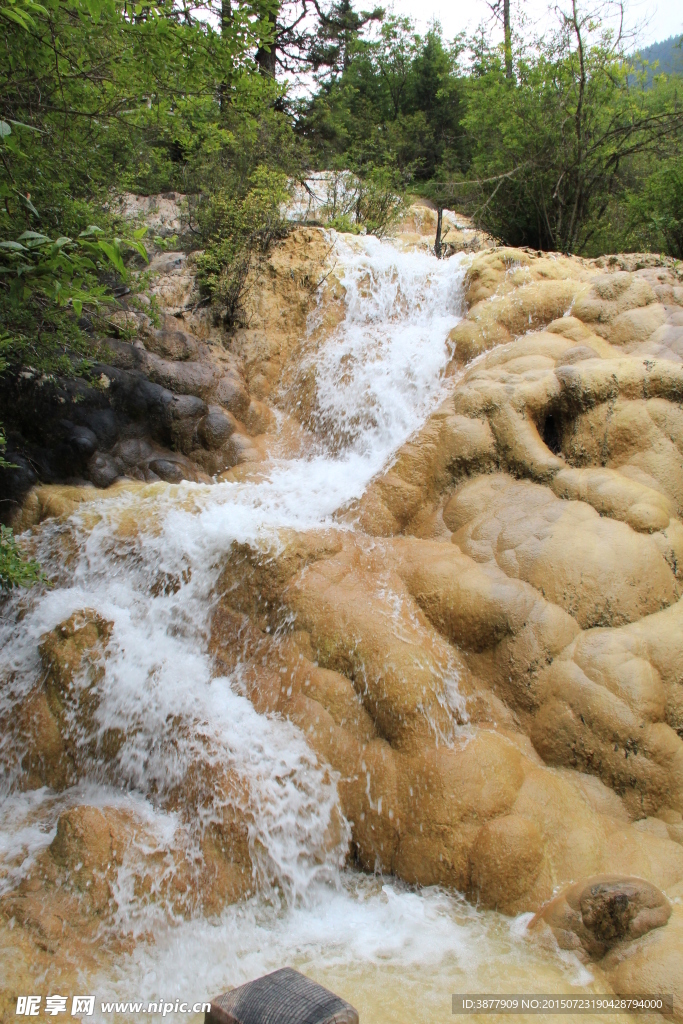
[0,788,58,894]
[305,234,463,458]
[91,876,603,1023]
[96,879,481,1001]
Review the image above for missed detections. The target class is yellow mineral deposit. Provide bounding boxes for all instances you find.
[2,208,683,1024]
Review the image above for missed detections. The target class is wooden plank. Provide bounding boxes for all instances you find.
[206,967,359,1024]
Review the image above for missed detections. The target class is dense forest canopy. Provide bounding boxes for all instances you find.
[0,0,681,584]
[297,3,682,254]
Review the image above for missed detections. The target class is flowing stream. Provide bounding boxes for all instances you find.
[1,234,612,1021]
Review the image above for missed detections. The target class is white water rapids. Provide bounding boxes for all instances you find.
[1,234,610,1021]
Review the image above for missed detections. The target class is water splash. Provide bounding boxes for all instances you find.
[300,234,463,457]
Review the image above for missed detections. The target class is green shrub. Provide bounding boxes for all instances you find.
[195,167,291,328]
[0,427,45,592]
[0,524,46,591]
[627,159,683,258]
[354,167,405,236]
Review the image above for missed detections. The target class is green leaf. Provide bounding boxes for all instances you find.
[18,231,51,245]
[2,134,22,156]
[8,119,44,134]
[0,8,32,29]
[23,0,48,14]
[128,239,149,262]
[79,225,104,237]
[0,121,11,138]
[14,191,39,218]
[72,297,83,317]
[0,240,28,251]
[97,239,125,273]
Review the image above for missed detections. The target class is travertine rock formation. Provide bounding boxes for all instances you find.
[4,217,683,1012]
[207,243,683,1002]
[531,876,672,961]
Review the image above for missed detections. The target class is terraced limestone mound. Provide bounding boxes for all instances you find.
[2,212,683,1020]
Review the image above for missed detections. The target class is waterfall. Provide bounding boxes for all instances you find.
[0,234,591,1019]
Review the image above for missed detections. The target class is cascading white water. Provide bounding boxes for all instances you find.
[0,233,609,1021]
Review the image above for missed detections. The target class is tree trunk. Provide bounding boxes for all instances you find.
[219,0,232,110]
[221,0,231,32]
[256,6,278,78]
[434,206,443,258]
[565,0,586,253]
[504,0,512,79]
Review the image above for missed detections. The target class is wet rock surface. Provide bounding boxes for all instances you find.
[3,210,683,1015]
[0,212,331,521]
[531,875,672,960]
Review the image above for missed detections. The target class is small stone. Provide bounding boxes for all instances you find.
[198,409,236,450]
[531,875,672,960]
[148,458,185,483]
[68,425,98,458]
[87,452,119,488]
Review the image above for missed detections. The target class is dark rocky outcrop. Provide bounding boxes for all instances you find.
[0,312,254,520]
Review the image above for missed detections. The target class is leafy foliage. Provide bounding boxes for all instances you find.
[0,524,45,590]
[299,17,467,184]
[0,225,149,368]
[627,158,683,257]
[0,419,44,590]
[299,4,682,256]
[195,166,291,326]
[0,0,285,374]
[461,11,683,252]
